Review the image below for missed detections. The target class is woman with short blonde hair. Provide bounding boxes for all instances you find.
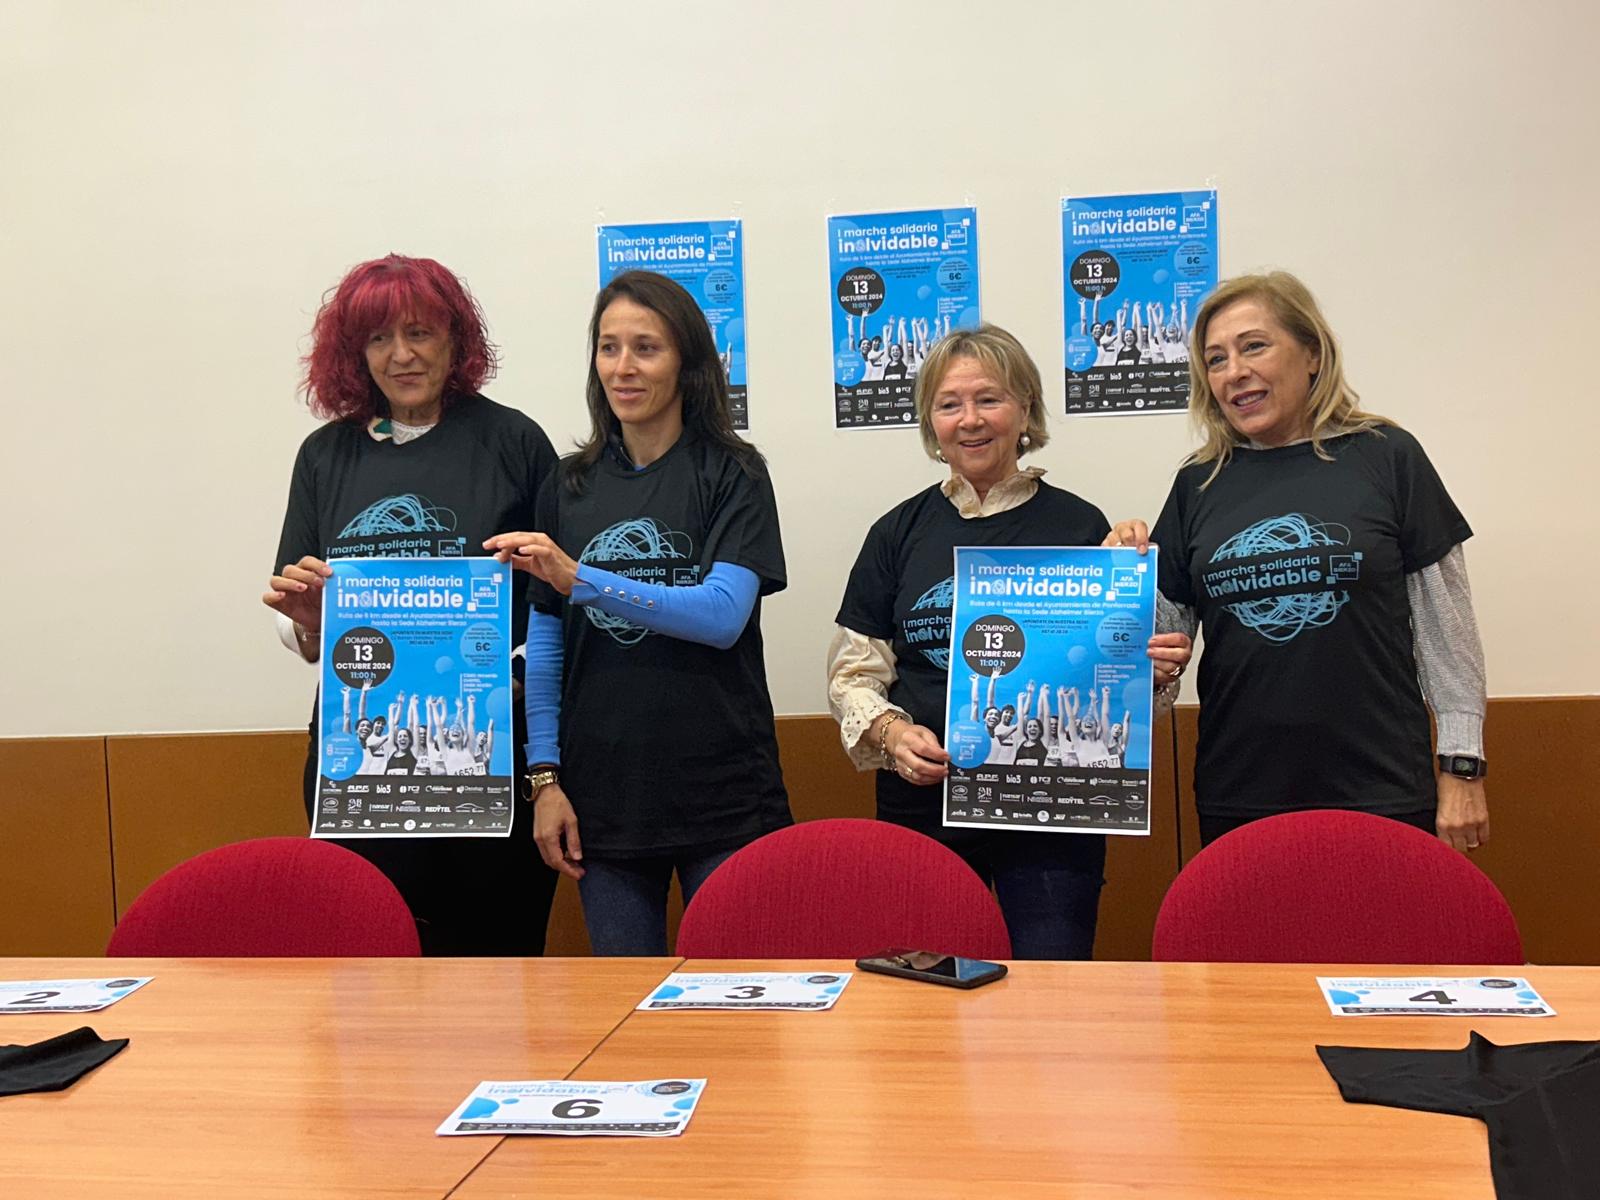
[1185,271,1392,483]
[829,322,1191,959]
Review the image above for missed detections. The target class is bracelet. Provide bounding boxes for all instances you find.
[877,712,907,762]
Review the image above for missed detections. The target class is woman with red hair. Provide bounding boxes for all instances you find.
[264,254,559,956]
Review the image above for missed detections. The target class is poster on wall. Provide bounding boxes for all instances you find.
[314,557,515,838]
[828,206,980,430]
[942,546,1157,836]
[1062,189,1218,415]
[598,219,749,429]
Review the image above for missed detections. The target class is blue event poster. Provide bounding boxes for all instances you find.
[942,546,1157,836]
[314,557,514,839]
[828,206,980,430]
[598,219,749,429]
[1062,189,1218,416]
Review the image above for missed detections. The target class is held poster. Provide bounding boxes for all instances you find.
[943,546,1157,836]
[828,206,980,429]
[1062,189,1218,415]
[314,557,514,838]
[598,219,749,429]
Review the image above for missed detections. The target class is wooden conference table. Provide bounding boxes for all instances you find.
[4,957,1596,1199]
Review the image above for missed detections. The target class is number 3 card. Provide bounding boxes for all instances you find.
[436,1079,706,1136]
[1318,976,1555,1017]
[0,977,153,1014]
[638,972,852,1011]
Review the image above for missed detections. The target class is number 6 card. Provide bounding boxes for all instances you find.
[637,972,852,1011]
[436,1079,706,1136]
[1318,976,1555,1017]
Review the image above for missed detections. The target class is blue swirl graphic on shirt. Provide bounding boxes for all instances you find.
[580,518,695,646]
[1209,513,1351,643]
[338,494,457,538]
[907,575,955,668]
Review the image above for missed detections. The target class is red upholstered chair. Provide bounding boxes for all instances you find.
[675,819,1012,959]
[1152,810,1522,964]
[107,837,421,957]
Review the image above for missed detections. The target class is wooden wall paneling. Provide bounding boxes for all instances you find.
[0,737,115,955]
[1174,704,1202,865]
[8,697,1591,961]
[106,731,310,919]
[1168,698,1598,965]
[1474,697,1600,965]
[772,713,876,825]
[1094,709,1182,961]
[544,876,589,957]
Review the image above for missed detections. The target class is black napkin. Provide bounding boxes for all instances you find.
[1318,1032,1600,1200]
[0,1027,128,1097]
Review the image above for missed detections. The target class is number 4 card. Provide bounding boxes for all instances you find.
[1318,976,1555,1017]
[436,1079,706,1136]
[637,972,852,1011]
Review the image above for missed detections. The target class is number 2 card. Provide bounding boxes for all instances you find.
[1318,976,1555,1017]
[638,972,852,1011]
[436,1079,706,1136]
[0,977,153,1014]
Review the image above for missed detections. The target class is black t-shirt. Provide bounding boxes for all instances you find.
[1151,428,1471,816]
[1319,1033,1600,1200]
[383,750,417,775]
[1012,737,1048,766]
[274,392,557,652]
[835,481,1111,839]
[531,434,791,857]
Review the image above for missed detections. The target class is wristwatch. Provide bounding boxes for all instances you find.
[1438,754,1487,780]
[524,764,560,800]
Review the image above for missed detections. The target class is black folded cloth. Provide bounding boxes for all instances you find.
[0,1027,128,1097]
[1318,1031,1600,1200]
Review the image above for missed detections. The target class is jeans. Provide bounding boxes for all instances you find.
[578,848,738,956]
[956,833,1107,961]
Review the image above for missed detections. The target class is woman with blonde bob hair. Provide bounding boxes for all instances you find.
[1109,271,1490,853]
[1184,271,1392,483]
[830,323,1192,959]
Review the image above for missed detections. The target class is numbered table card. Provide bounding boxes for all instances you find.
[0,977,152,1014]
[1318,976,1555,1017]
[437,1079,706,1137]
[638,972,852,1011]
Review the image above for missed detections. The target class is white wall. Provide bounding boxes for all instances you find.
[2,0,1595,736]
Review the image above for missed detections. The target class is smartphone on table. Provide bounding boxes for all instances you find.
[855,950,1008,989]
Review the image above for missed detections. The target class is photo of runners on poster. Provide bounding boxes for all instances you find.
[1062,189,1218,415]
[599,219,749,429]
[943,546,1156,836]
[828,206,980,429]
[314,557,514,838]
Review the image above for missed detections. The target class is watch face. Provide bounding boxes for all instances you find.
[1448,756,1482,777]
